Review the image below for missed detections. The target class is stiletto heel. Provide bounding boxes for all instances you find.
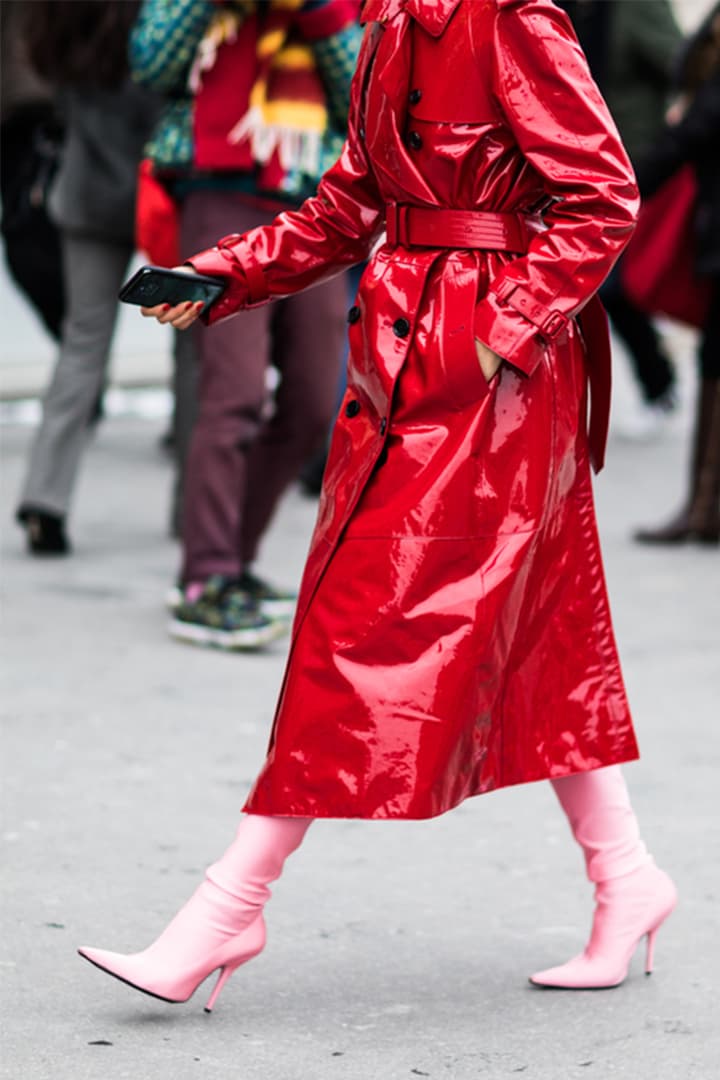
[77,815,310,1010]
[645,927,658,975]
[78,913,267,1007]
[530,864,677,989]
[205,964,237,1013]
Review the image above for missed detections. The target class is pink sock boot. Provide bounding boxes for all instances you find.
[530,766,677,989]
[78,814,311,1011]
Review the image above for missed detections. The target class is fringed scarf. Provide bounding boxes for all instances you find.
[191,1,329,184]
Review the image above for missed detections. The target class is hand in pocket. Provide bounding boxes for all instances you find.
[475,338,503,382]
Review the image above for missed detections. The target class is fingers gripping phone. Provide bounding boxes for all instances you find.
[118,265,226,311]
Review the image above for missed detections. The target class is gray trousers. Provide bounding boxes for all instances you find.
[18,231,133,517]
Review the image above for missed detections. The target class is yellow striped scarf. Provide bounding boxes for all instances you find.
[190,1,328,175]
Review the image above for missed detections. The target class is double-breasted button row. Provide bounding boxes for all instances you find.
[393,317,411,338]
[408,131,423,151]
[344,400,388,438]
[347,305,361,324]
[409,89,422,106]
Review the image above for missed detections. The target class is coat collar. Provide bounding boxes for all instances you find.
[405,0,462,36]
[362,0,462,36]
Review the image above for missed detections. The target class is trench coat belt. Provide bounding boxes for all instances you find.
[385,203,544,252]
[384,202,612,473]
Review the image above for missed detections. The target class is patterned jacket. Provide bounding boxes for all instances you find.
[130,0,361,202]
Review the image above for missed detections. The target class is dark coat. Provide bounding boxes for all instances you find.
[48,80,159,243]
[559,0,682,164]
[635,65,720,276]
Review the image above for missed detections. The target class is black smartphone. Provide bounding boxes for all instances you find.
[118,265,226,311]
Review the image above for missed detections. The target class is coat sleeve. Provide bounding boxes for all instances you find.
[472,0,640,376]
[187,26,384,326]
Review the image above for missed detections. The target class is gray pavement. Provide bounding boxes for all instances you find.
[1,347,719,1080]
[0,252,172,400]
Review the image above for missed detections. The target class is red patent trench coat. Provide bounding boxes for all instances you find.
[191,0,641,819]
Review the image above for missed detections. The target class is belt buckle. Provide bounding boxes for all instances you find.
[541,311,567,338]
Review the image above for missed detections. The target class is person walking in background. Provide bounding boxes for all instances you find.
[78,0,675,1010]
[130,0,362,650]
[559,0,683,435]
[634,3,720,546]
[0,0,65,343]
[14,1,160,555]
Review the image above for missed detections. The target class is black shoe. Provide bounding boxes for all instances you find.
[646,385,678,413]
[634,507,720,546]
[17,506,70,555]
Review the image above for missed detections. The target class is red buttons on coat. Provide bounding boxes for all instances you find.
[408,131,423,150]
[345,399,361,418]
[393,317,411,337]
[409,89,422,105]
[348,305,361,324]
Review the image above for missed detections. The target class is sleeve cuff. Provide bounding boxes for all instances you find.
[473,295,542,377]
[187,234,270,325]
[474,280,570,377]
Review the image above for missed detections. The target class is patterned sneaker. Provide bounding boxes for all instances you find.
[238,569,297,619]
[169,576,288,651]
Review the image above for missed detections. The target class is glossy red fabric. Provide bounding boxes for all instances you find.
[189,0,641,819]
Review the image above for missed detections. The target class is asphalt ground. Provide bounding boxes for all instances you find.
[1,334,719,1080]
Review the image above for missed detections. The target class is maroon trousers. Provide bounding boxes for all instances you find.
[179,191,347,583]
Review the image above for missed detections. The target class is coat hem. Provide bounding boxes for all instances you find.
[241,748,641,821]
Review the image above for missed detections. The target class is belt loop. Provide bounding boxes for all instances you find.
[386,202,399,246]
[398,205,409,246]
[516,215,529,253]
[385,203,410,246]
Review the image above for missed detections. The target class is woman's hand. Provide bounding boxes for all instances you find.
[140,266,205,330]
[475,338,503,382]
